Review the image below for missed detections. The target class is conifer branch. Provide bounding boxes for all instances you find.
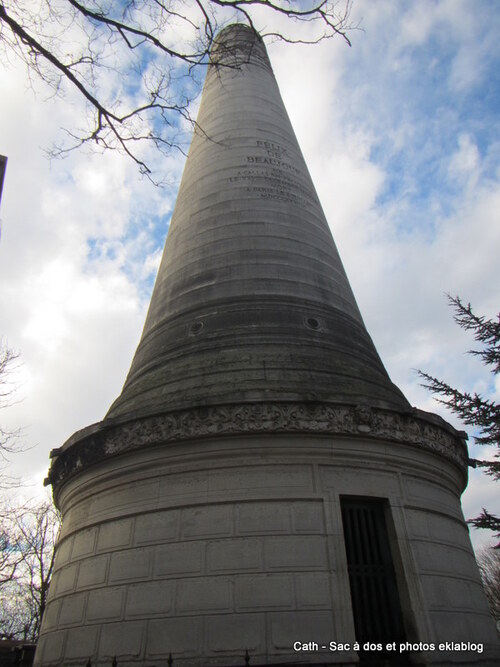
[418,296,500,546]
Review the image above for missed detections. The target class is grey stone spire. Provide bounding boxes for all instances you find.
[106,24,408,423]
[38,25,500,667]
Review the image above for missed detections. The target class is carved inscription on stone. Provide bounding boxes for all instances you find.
[229,139,315,206]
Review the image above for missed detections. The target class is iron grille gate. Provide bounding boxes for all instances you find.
[340,498,407,659]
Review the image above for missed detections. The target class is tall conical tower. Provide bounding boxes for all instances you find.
[37,25,499,666]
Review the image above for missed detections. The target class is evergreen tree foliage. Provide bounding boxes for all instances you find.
[418,295,500,547]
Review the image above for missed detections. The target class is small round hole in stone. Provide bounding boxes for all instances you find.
[306,317,320,330]
[189,321,204,335]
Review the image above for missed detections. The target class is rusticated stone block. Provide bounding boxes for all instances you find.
[72,527,97,559]
[147,617,202,656]
[176,577,231,612]
[181,504,233,538]
[126,580,174,617]
[429,609,499,644]
[134,509,179,545]
[421,574,489,612]
[296,573,332,608]
[109,548,152,582]
[270,610,334,649]
[264,535,328,570]
[292,501,325,533]
[40,599,61,631]
[37,631,65,663]
[53,563,78,596]
[53,536,73,568]
[405,508,429,537]
[206,613,264,652]
[155,541,203,577]
[99,620,145,658]
[87,586,124,621]
[76,554,108,589]
[405,477,461,516]
[413,541,477,577]
[237,502,290,534]
[207,538,262,572]
[64,626,99,659]
[235,574,293,610]
[59,592,87,626]
[96,518,133,552]
[426,513,471,548]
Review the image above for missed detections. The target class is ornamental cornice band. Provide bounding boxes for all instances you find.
[46,402,468,488]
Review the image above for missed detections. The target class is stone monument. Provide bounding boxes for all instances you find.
[36,24,499,666]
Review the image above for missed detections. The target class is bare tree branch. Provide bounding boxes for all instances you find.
[0,343,24,489]
[0,0,353,181]
[0,499,60,640]
[476,546,500,623]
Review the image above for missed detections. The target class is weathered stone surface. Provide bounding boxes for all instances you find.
[36,23,499,667]
[96,518,133,552]
[86,586,124,621]
[63,626,99,659]
[207,538,262,573]
[71,527,97,559]
[125,581,174,617]
[177,578,231,613]
[76,554,108,589]
[147,617,202,656]
[109,548,152,583]
[39,434,500,665]
[264,535,328,570]
[52,563,78,596]
[58,592,86,626]
[206,614,264,652]
[104,22,409,423]
[154,541,203,577]
[99,621,144,658]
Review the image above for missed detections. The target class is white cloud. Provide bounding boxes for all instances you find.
[448,134,480,186]
[0,58,170,485]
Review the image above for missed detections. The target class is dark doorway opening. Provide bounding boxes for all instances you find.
[341,497,410,665]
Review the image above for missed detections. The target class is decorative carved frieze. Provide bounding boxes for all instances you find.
[46,402,468,488]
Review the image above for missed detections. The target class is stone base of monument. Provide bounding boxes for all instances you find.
[36,405,499,666]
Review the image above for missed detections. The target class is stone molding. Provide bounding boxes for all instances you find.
[46,402,468,489]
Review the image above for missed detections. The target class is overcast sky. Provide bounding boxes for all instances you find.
[0,0,499,551]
